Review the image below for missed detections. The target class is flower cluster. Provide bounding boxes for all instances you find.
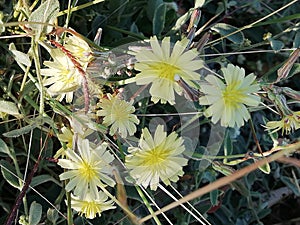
[57,138,116,218]
[50,33,299,222]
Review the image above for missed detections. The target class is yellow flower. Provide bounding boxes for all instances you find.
[41,49,82,102]
[265,111,300,134]
[199,64,261,128]
[71,191,115,219]
[97,94,139,138]
[134,36,203,105]
[58,138,115,198]
[125,125,188,191]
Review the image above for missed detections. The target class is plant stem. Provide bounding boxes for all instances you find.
[5,156,41,225]
[66,191,74,225]
[31,38,45,115]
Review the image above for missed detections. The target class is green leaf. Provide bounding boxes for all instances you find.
[211,23,245,44]
[147,0,163,21]
[153,3,166,36]
[172,9,193,31]
[293,31,300,48]
[3,123,38,138]
[28,0,60,39]
[270,39,284,52]
[224,130,233,157]
[0,160,21,190]
[130,22,139,34]
[280,176,300,196]
[258,162,271,174]
[0,17,5,34]
[286,63,300,79]
[31,174,62,188]
[9,43,31,67]
[265,63,300,82]
[194,0,205,8]
[0,100,22,118]
[0,138,10,155]
[0,198,10,214]
[29,201,42,225]
[47,208,59,224]
[210,189,219,206]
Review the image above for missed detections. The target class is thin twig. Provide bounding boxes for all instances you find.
[5,155,41,225]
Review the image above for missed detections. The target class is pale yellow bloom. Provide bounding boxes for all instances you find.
[125,125,188,191]
[265,111,300,134]
[134,36,203,105]
[199,64,261,128]
[58,138,115,198]
[97,94,139,138]
[71,191,115,219]
[54,126,74,159]
[64,35,93,66]
[41,49,82,102]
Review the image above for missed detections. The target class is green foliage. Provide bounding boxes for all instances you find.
[28,201,42,225]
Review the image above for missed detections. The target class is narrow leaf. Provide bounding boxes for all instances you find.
[153,3,166,36]
[276,49,300,82]
[172,9,193,31]
[0,160,21,190]
[0,138,10,155]
[254,13,300,27]
[280,176,300,196]
[31,174,62,188]
[210,189,219,206]
[3,123,38,138]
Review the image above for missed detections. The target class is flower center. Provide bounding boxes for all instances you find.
[60,69,77,83]
[222,82,245,108]
[144,145,170,166]
[112,105,127,121]
[151,62,180,81]
[79,161,97,181]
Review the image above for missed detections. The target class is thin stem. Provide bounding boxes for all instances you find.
[249,118,263,155]
[207,0,299,46]
[135,186,162,225]
[5,155,41,225]
[99,185,140,225]
[66,191,74,225]
[31,38,44,115]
